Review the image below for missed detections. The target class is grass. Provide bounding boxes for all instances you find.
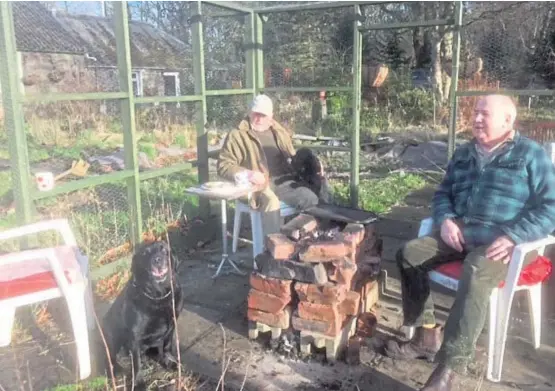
[330,172,429,214]
[46,377,109,391]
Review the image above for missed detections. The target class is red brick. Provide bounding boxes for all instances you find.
[247,306,291,329]
[327,258,357,287]
[281,213,318,241]
[249,272,292,298]
[297,301,340,323]
[339,291,361,316]
[342,224,365,245]
[265,233,296,260]
[294,282,348,305]
[247,288,291,313]
[335,233,358,262]
[292,311,349,337]
[299,241,348,263]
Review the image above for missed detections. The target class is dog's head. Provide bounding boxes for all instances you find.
[292,147,324,183]
[131,241,173,285]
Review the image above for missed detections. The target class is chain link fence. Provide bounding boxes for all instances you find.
[457,2,555,141]
[4,1,555,266]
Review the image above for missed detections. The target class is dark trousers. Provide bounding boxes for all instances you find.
[398,232,515,372]
[270,177,319,211]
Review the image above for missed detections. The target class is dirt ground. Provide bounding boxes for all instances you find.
[2,186,555,391]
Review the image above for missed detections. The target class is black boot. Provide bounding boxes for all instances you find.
[384,326,442,362]
[420,364,455,391]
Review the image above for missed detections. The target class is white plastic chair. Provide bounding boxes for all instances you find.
[411,217,555,382]
[0,219,94,380]
[232,200,297,262]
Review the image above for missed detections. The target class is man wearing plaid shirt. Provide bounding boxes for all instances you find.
[384,95,555,391]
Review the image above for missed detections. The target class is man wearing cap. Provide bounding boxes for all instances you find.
[217,94,321,236]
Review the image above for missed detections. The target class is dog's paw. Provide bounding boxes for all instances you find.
[161,352,179,370]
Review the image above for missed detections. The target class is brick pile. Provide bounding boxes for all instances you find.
[247,213,382,360]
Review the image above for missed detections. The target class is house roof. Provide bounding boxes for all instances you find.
[12,2,192,69]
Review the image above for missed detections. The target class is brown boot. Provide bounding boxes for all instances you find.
[384,326,442,361]
[420,364,455,391]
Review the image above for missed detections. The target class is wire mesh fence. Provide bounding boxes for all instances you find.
[23,99,125,179]
[15,2,121,95]
[140,171,199,238]
[456,2,555,141]
[127,1,196,97]
[202,2,247,91]
[262,7,353,88]
[33,180,130,268]
[2,0,555,269]
[135,101,201,168]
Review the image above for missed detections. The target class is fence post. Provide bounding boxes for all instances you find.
[448,0,463,159]
[350,4,363,208]
[254,13,264,94]
[245,11,256,103]
[192,1,210,218]
[113,1,142,247]
[0,2,33,226]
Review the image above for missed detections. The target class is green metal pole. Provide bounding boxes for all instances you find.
[254,13,264,94]
[192,1,210,218]
[448,0,463,159]
[245,11,256,103]
[113,1,142,247]
[0,3,33,226]
[350,5,363,208]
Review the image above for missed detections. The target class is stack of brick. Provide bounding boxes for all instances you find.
[247,213,382,359]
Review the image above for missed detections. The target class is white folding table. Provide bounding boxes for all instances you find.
[185,182,261,278]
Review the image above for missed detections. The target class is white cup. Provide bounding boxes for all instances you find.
[35,172,55,192]
[234,171,251,187]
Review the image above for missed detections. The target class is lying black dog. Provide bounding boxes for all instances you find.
[291,147,332,203]
[100,241,185,386]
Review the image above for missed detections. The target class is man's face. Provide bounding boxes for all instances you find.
[472,97,513,147]
[249,111,273,132]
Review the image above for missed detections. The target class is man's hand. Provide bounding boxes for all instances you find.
[249,171,266,186]
[486,235,515,264]
[440,218,465,252]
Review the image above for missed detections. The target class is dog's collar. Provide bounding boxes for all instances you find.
[132,281,172,301]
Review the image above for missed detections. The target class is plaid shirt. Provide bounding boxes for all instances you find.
[432,131,555,247]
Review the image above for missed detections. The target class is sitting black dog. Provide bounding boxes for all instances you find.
[100,241,185,386]
[291,147,332,203]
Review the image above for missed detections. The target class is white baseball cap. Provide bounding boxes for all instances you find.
[249,94,273,117]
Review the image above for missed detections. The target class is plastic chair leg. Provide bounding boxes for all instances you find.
[487,287,512,383]
[0,305,15,347]
[487,288,499,382]
[527,284,542,349]
[232,207,242,254]
[250,210,264,264]
[66,293,91,380]
[84,281,96,330]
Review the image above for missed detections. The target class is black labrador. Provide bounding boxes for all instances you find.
[100,241,185,386]
[290,147,332,203]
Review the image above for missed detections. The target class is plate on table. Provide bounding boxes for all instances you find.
[201,181,233,191]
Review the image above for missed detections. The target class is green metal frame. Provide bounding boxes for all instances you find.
[2,0,550,264]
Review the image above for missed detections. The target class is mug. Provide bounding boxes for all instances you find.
[234,171,251,186]
[35,172,55,192]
